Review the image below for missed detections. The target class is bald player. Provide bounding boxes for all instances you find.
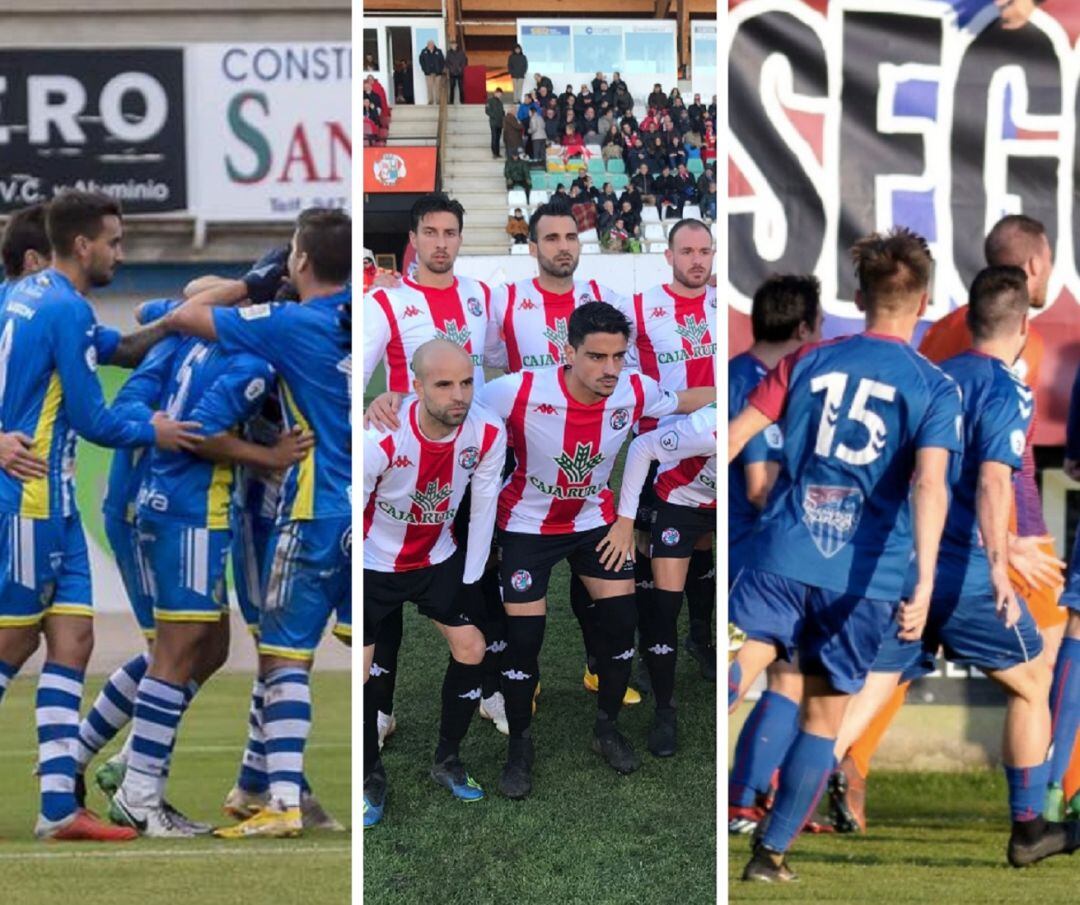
[829,214,1070,833]
[362,340,507,826]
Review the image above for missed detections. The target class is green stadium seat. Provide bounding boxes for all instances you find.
[606,158,626,174]
[610,174,629,190]
[687,158,704,175]
[587,157,606,174]
[531,172,547,190]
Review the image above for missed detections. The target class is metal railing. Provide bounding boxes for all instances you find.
[435,74,449,192]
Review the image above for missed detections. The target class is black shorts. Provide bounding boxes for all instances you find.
[634,460,661,532]
[498,525,636,603]
[650,500,715,559]
[363,551,470,645]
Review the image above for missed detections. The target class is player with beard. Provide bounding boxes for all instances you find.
[362,340,506,826]
[477,302,714,798]
[626,221,717,685]
[363,194,501,752]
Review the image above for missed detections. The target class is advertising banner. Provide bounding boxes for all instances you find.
[728,0,1080,444]
[187,43,351,221]
[0,48,186,214]
[363,147,437,194]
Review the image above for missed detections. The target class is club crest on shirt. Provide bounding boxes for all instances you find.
[578,293,597,305]
[458,446,480,470]
[610,408,630,431]
[554,442,604,484]
[764,425,783,449]
[802,484,864,559]
[377,479,454,524]
[467,297,483,318]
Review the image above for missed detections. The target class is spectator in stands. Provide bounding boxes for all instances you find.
[674,108,692,138]
[529,107,547,162]
[544,107,561,143]
[601,128,623,164]
[631,163,657,206]
[505,149,532,202]
[507,207,529,245]
[625,135,647,174]
[610,71,628,97]
[613,84,633,117]
[696,165,714,202]
[688,92,706,129]
[592,72,606,96]
[598,199,618,236]
[517,92,537,122]
[580,174,600,203]
[394,59,415,104]
[553,184,569,199]
[597,104,615,139]
[597,79,611,104]
[419,39,445,105]
[503,107,525,158]
[569,186,597,235]
[619,200,641,238]
[605,219,630,253]
[579,85,595,112]
[562,125,585,160]
[673,163,697,205]
[702,116,716,162]
[363,98,380,132]
[655,165,683,219]
[598,181,619,210]
[364,77,384,119]
[645,136,668,173]
[560,84,576,111]
[647,83,667,111]
[486,87,506,158]
[621,109,639,134]
[534,72,554,97]
[536,84,553,109]
[668,86,683,108]
[668,135,688,170]
[563,107,579,138]
[446,40,468,104]
[701,179,716,222]
[365,53,377,70]
[508,44,528,101]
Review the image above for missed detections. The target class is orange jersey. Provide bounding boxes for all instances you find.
[918,304,1043,385]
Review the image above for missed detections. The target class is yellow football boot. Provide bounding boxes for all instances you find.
[213,804,302,839]
[583,668,642,705]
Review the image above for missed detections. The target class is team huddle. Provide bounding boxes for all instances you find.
[728,216,1080,882]
[362,193,717,825]
[0,193,351,841]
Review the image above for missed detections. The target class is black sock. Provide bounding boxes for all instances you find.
[686,548,715,646]
[1013,815,1047,843]
[644,588,682,708]
[502,614,545,738]
[478,565,506,697]
[363,672,383,780]
[634,552,654,623]
[569,573,600,672]
[594,593,638,723]
[368,606,403,715]
[435,657,484,762]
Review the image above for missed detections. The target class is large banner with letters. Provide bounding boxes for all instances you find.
[728,0,1080,445]
[0,49,187,214]
[187,43,351,221]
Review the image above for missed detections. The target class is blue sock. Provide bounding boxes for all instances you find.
[761,731,835,853]
[123,677,186,804]
[161,680,200,781]
[36,662,85,822]
[0,658,16,705]
[1005,761,1051,822]
[238,676,269,794]
[75,653,148,771]
[1049,638,1080,784]
[264,667,312,809]
[729,691,800,807]
[729,660,742,710]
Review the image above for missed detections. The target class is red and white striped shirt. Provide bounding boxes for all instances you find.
[363,275,496,392]
[489,277,616,372]
[477,367,678,535]
[629,283,717,432]
[618,405,717,518]
[362,397,507,582]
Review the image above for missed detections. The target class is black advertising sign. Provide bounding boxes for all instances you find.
[0,49,186,213]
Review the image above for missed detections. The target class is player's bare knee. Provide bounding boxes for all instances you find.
[0,626,40,669]
[449,627,486,665]
[44,618,93,670]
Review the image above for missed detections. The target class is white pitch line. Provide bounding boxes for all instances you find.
[0,844,351,862]
[0,742,349,759]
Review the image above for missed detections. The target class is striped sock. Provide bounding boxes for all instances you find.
[124,677,186,806]
[237,677,269,794]
[264,667,311,809]
[0,658,16,705]
[36,662,85,822]
[74,653,149,771]
[161,680,200,782]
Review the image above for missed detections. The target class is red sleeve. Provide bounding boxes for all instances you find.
[748,347,807,422]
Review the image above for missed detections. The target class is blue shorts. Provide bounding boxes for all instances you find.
[729,567,896,694]
[1061,528,1080,613]
[137,516,230,624]
[231,510,275,635]
[873,593,1043,680]
[104,514,154,637]
[0,513,92,626]
[259,517,351,660]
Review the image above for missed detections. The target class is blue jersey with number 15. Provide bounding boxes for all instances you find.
[745,332,962,601]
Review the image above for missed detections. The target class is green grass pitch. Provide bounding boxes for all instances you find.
[0,672,350,905]
[728,772,1080,902]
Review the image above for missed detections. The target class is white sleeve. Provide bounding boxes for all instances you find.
[641,374,679,420]
[362,429,391,508]
[483,284,508,370]
[609,293,640,371]
[617,431,658,519]
[474,373,520,422]
[362,291,392,391]
[463,424,508,584]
